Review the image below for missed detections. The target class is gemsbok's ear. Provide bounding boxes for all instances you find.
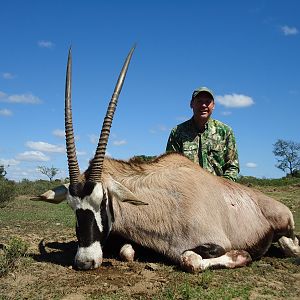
[106,177,148,206]
[30,184,69,204]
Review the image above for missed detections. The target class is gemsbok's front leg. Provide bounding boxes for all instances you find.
[180,250,252,273]
[119,243,135,262]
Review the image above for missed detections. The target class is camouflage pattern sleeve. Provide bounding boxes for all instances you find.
[166,128,182,153]
[222,129,240,181]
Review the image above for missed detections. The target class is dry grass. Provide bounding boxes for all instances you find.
[0,182,299,299]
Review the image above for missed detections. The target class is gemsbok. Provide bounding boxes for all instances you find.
[33,46,300,272]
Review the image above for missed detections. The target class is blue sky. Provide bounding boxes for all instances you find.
[0,0,299,181]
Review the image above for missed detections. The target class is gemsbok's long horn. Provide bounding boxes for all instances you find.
[89,45,136,182]
[65,47,80,185]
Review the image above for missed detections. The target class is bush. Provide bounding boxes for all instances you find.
[0,179,16,208]
[237,175,300,187]
[14,179,65,197]
[0,237,28,277]
[0,178,68,204]
[289,170,300,178]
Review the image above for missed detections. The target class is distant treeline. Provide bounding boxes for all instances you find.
[1,156,300,208]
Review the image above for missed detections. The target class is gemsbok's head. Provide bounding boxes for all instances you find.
[34,46,145,270]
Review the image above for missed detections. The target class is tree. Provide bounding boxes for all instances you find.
[37,165,59,181]
[273,139,300,177]
[131,155,157,162]
[0,164,7,180]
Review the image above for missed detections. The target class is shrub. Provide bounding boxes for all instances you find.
[289,170,300,178]
[0,164,7,179]
[237,175,300,187]
[0,237,28,277]
[15,179,64,197]
[0,179,16,208]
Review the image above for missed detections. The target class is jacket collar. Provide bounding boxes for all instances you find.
[190,117,213,134]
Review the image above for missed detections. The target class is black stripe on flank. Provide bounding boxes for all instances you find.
[192,243,226,259]
[246,230,274,259]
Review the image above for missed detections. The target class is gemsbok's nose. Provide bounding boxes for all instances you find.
[75,257,102,270]
[74,241,103,270]
[75,259,93,270]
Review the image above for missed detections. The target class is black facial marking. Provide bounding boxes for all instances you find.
[76,209,102,247]
[75,195,112,248]
[69,181,96,198]
[99,193,111,244]
[71,182,113,248]
[107,191,115,223]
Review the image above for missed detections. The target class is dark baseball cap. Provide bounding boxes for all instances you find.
[192,86,214,99]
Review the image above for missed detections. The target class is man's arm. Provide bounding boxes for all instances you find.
[222,130,240,181]
[166,128,182,153]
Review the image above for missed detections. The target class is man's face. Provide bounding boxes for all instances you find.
[190,92,215,121]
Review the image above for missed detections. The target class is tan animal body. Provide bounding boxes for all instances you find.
[34,47,300,272]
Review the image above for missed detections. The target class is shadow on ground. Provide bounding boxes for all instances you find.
[29,234,174,268]
[30,234,299,270]
[29,239,77,266]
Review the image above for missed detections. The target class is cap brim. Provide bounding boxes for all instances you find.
[192,87,214,99]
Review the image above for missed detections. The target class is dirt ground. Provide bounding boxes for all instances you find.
[0,225,174,299]
[1,195,300,299]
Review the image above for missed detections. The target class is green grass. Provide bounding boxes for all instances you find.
[161,282,251,300]
[237,176,300,187]
[0,179,16,208]
[0,197,75,229]
[158,270,252,300]
[0,237,28,277]
[0,178,299,299]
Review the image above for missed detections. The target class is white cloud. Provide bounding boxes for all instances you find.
[281,25,298,36]
[26,141,65,153]
[150,124,169,134]
[216,94,254,108]
[0,91,42,104]
[38,40,55,48]
[289,90,299,95]
[16,151,50,162]
[53,129,79,141]
[0,158,20,166]
[0,91,7,99]
[246,162,257,168]
[76,150,87,156]
[113,140,127,146]
[158,125,168,131]
[8,93,42,104]
[52,129,65,138]
[220,111,232,116]
[176,116,188,122]
[0,109,12,116]
[2,72,15,79]
[89,134,99,144]
[6,165,49,181]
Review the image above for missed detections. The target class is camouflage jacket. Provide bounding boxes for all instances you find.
[166,118,239,181]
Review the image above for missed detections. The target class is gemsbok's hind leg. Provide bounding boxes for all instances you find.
[274,212,300,257]
[180,250,252,273]
[278,235,300,257]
